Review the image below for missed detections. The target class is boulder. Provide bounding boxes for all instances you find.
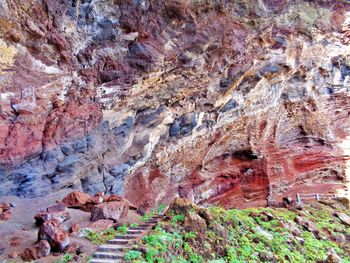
[10,236,21,247]
[38,219,70,251]
[90,201,128,222]
[294,216,320,238]
[81,194,104,212]
[69,223,81,236]
[0,202,11,221]
[325,249,342,263]
[61,191,91,208]
[21,240,51,261]
[106,195,138,210]
[47,204,66,213]
[165,198,197,218]
[334,212,350,226]
[0,211,11,221]
[34,210,71,226]
[8,252,18,259]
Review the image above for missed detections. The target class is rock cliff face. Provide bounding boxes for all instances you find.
[0,0,350,209]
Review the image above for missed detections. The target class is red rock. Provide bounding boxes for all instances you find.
[61,192,91,208]
[105,194,123,202]
[335,212,350,226]
[21,240,51,261]
[106,195,138,210]
[90,201,129,222]
[80,195,104,212]
[0,211,11,221]
[87,195,104,205]
[10,236,21,247]
[69,223,81,234]
[47,204,66,213]
[89,219,114,231]
[0,202,10,211]
[38,219,70,252]
[34,210,71,226]
[8,252,18,259]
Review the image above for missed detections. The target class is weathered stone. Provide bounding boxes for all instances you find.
[325,249,342,263]
[8,252,18,259]
[38,219,70,252]
[34,210,71,225]
[10,236,21,247]
[90,201,129,222]
[61,192,91,208]
[165,198,197,218]
[47,204,66,213]
[69,223,81,235]
[21,240,51,261]
[0,0,349,213]
[335,212,350,226]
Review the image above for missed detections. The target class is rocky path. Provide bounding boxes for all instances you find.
[90,214,164,263]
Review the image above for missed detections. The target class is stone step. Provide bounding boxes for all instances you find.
[128,226,148,230]
[126,230,143,234]
[107,239,129,245]
[144,221,158,224]
[138,224,155,227]
[152,215,165,219]
[114,235,138,240]
[93,251,124,260]
[89,259,120,263]
[97,244,126,252]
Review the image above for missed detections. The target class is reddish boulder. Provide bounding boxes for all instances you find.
[335,212,350,226]
[90,201,128,222]
[47,204,66,213]
[89,219,114,231]
[61,192,91,208]
[34,210,71,226]
[38,219,70,251]
[106,195,138,210]
[69,223,81,235]
[0,202,11,221]
[81,194,104,212]
[8,252,18,259]
[105,194,123,202]
[0,211,11,221]
[21,240,51,261]
[10,236,21,247]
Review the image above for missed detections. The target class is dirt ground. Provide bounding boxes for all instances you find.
[0,189,142,262]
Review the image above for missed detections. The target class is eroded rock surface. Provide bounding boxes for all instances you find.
[0,0,350,208]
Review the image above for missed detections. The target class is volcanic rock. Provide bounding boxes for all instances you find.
[38,219,70,252]
[165,198,197,217]
[0,0,349,211]
[61,192,91,209]
[34,210,71,226]
[7,252,18,259]
[335,212,350,226]
[90,201,129,222]
[21,240,51,261]
[69,223,81,236]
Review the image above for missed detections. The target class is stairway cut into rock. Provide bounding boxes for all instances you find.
[89,214,164,263]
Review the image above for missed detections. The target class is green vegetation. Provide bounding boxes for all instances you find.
[125,201,350,263]
[86,227,117,245]
[117,224,128,234]
[142,203,166,222]
[54,253,74,263]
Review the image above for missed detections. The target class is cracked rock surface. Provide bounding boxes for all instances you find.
[0,0,350,209]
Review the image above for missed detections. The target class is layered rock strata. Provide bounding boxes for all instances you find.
[0,0,350,209]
